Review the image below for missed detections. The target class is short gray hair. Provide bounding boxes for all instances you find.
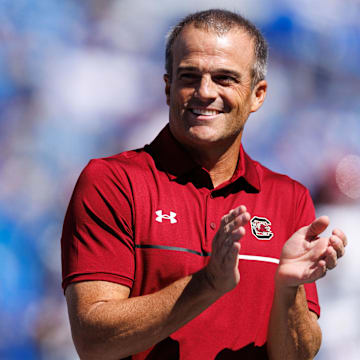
[165,9,268,88]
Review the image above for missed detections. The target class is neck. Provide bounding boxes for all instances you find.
[185,135,242,188]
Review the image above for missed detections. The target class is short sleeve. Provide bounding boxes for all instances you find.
[61,159,135,291]
[293,186,321,317]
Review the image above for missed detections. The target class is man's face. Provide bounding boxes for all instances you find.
[164,25,266,150]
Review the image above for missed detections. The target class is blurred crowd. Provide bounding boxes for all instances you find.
[0,0,359,359]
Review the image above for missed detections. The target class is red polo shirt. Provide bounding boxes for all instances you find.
[61,125,320,360]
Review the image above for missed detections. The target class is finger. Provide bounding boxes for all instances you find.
[228,212,250,232]
[313,259,328,280]
[223,234,242,264]
[318,260,328,279]
[216,208,249,258]
[223,211,250,234]
[329,234,345,258]
[307,236,329,261]
[226,236,242,254]
[324,246,338,270]
[221,206,247,226]
[303,257,328,283]
[214,222,245,259]
[224,226,246,249]
[306,216,330,239]
[212,229,242,267]
[221,229,246,263]
[221,212,233,227]
[235,205,247,214]
[231,225,246,238]
[332,228,347,247]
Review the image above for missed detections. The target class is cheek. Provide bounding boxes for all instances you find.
[228,88,251,112]
[171,88,192,109]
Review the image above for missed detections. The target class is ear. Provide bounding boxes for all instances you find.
[164,74,171,106]
[250,80,267,113]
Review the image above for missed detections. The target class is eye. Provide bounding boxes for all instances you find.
[179,73,200,82]
[213,75,237,85]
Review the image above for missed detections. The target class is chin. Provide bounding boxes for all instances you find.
[170,121,227,147]
[187,126,219,141]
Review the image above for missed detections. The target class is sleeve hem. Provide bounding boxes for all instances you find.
[307,299,321,318]
[62,272,134,293]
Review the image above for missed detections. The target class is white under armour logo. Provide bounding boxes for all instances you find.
[155,210,177,224]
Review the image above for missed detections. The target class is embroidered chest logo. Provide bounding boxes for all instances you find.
[155,210,177,224]
[250,216,274,240]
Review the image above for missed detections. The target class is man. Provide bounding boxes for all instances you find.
[61,9,347,360]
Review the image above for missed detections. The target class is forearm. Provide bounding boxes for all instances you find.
[267,284,322,360]
[69,270,222,360]
[67,206,250,359]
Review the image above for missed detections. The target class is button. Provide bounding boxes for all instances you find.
[210,222,216,230]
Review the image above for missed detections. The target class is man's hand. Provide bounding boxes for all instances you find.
[204,205,251,294]
[268,216,347,360]
[276,216,347,288]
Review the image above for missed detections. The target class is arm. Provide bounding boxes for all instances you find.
[66,206,250,360]
[268,285,321,360]
[267,216,347,360]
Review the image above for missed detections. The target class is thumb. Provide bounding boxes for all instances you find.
[306,216,330,239]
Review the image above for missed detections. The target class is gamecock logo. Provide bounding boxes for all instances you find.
[250,216,274,240]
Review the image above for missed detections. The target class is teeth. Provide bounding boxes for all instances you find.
[191,109,219,116]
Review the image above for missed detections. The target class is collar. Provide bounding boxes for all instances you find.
[147,124,261,192]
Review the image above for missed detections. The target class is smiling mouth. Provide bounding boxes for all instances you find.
[189,108,223,116]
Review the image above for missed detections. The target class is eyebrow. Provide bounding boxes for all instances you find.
[177,66,242,80]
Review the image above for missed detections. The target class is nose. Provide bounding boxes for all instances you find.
[194,74,217,101]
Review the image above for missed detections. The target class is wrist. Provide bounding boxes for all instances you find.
[274,268,300,297]
[196,267,227,298]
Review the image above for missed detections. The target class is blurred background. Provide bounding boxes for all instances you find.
[0,0,359,358]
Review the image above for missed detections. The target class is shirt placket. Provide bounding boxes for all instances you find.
[204,190,219,252]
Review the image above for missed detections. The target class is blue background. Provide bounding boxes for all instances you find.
[0,0,359,358]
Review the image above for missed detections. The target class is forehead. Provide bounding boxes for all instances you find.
[172,24,255,72]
